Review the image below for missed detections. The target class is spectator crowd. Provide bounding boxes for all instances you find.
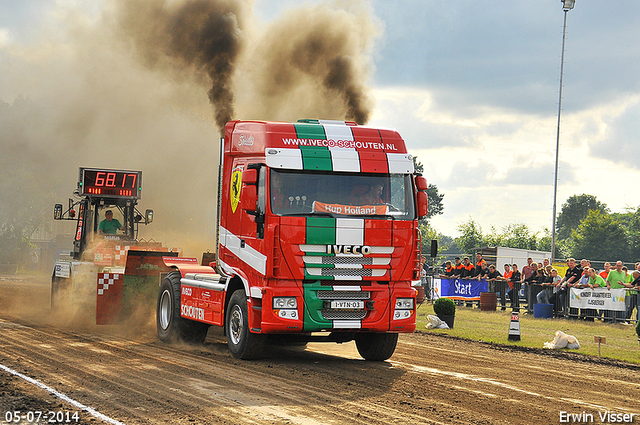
[433,254,640,324]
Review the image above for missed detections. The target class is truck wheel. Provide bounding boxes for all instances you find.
[226,289,264,359]
[157,271,209,344]
[355,333,399,361]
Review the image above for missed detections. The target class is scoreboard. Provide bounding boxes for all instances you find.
[78,168,142,199]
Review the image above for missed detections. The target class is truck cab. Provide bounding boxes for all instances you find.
[160,120,428,361]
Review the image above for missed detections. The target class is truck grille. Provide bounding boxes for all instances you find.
[303,256,390,266]
[306,268,390,278]
[325,268,371,277]
[322,310,367,320]
[319,256,372,265]
[301,245,393,280]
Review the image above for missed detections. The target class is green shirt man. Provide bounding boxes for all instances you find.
[588,273,606,288]
[606,262,626,289]
[98,210,123,235]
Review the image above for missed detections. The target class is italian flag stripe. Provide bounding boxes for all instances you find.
[305,217,336,245]
[329,148,360,172]
[323,122,354,142]
[300,146,332,171]
[295,123,332,171]
[267,122,414,174]
[335,218,364,246]
[294,122,327,140]
[305,217,365,247]
[305,270,335,280]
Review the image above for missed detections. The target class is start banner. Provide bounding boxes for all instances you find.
[569,287,626,311]
[439,278,488,301]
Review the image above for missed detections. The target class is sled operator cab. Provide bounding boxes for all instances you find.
[53,167,154,261]
[51,167,171,325]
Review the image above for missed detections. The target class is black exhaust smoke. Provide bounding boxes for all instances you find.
[115,0,246,132]
[115,0,375,128]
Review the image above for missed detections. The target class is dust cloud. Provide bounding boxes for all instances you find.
[238,2,378,124]
[0,273,158,341]
[0,0,380,263]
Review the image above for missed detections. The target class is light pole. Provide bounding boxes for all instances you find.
[551,0,575,263]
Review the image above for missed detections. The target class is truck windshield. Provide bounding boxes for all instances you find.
[270,170,416,220]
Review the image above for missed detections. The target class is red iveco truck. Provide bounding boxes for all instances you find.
[157,119,429,360]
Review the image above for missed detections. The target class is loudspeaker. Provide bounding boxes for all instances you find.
[430,239,438,257]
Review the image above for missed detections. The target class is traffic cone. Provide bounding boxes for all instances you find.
[508,310,521,341]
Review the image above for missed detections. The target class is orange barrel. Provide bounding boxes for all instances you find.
[416,285,425,304]
[480,292,497,311]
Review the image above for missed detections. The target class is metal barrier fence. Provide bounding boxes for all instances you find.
[478,281,638,325]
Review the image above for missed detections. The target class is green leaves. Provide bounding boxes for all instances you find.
[455,219,546,255]
[556,194,609,240]
[570,210,629,261]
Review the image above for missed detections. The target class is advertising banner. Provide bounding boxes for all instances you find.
[54,260,71,279]
[569,288,626,311]
[439,278,488,301]
[312,201,388,216]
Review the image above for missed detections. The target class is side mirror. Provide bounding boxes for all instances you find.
[241,185,257,213]
[415,176,428,191]
[417,191,428,218]
[145,209,154,224]
[54,204,63,220]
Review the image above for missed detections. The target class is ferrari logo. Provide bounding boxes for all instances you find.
[230,167,243,213]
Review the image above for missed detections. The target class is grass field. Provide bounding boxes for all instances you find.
[415,302,640,364]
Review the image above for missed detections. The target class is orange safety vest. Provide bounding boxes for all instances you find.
[503,271,514,289]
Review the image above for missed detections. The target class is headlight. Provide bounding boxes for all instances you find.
[273,297,297,309]
[394,310,411,319]
[395,298,414,309]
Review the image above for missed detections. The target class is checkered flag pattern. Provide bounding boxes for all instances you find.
[97,273,121,296]
[113,246,130,261]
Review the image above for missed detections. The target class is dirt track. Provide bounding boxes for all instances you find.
[1,275,639,424]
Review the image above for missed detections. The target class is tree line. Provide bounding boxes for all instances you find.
[420,190,640,265]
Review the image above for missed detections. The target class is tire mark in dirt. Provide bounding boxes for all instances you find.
[391,333,640,420]
[3,290,640,425]
[0,319,438,424]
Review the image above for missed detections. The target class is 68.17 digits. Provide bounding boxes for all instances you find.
[4,410,80,423]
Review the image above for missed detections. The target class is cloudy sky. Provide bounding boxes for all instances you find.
[1,0,639,252]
